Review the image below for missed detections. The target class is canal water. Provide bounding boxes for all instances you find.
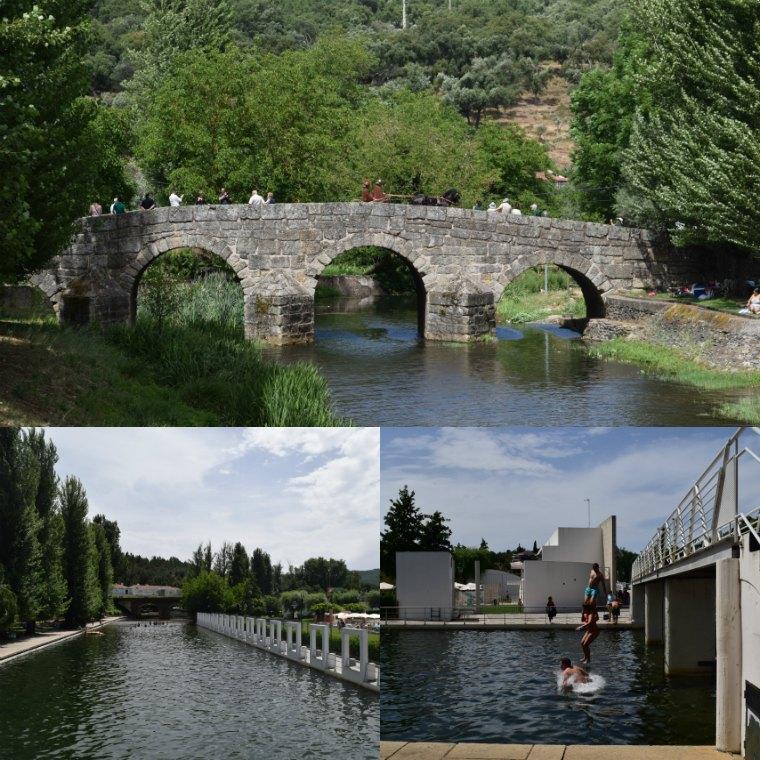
[0,622,378,760]
[265,296,743,426]
[380,628,715,745]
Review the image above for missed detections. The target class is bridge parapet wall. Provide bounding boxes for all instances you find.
[33,203,684,344]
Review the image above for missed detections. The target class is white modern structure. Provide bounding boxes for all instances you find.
[196,613,379,693]
[521,516,617,609]
[396,551,454,620]
[631,427,760,758]
[481,569,521,605]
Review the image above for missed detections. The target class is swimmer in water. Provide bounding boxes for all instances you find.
[577,603,600,664]
[583,562,607,606]
[560,657,590,688]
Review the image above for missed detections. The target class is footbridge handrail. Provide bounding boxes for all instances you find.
[632,427,760,581]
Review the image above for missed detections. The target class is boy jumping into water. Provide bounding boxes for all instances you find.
[577,603,600,664]
[584,563,607,606]
[560,658,590,688]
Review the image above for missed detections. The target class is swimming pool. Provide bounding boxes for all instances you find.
[380,628,715,745]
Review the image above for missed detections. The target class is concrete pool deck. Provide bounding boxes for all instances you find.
[381,611,640,631]
[0,616,124,665]
[380,742,738,759]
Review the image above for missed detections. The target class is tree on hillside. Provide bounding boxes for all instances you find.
[298,557,350,591]
[380,485,424,580]
[0,429,41,634]
[93,514,123,581]
[228,542,250,587]
[0,1,133,282]
[26,430,68,623]
[125,0,234,107]
[620,0,760,249]
[90,521,114,618]
[60,477,100,627]
[419,511,452,552]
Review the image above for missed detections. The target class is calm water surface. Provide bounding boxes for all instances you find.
[380,629,714,745]
[0,622,378,760]
[266,296,744,426]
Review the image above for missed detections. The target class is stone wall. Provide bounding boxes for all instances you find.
[32,203,693,344]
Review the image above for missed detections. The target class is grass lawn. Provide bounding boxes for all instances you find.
[0,316,343,426]
[623,289,755,316]
[480,604,522,614]
[496,288,585,324]
[588,338,760,423]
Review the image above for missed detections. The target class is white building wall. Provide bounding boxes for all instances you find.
[522,560,591,609]
[540,527,604,565]
[396,551,454,621]
[482,570,521,604]
[740,533,760,752]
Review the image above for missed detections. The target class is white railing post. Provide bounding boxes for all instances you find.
[285,621,304,660]
[340,626,369,683]
[309,623,330,670]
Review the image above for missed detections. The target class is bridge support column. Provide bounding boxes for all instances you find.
[630,583,644,625]
[244,291,314,345]
[425,283,495,342]
[664,576,716,674]
[716,558,742,753]
[644,582,664,644]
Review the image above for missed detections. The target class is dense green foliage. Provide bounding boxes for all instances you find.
[572,0,760,253]
[0,1,133,282]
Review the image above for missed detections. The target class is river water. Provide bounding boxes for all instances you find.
[265,296,743,426]
[0,622,378,760]
[380,628,714,745]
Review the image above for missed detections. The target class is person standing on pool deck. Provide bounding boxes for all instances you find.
[560,658,590,688]
[577,603,600,664]
[583,563,607,606]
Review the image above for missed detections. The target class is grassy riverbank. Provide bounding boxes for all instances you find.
[496,266,585,323]
[299,620,380,662]
[588,339,760,423]
[0,315,342,426]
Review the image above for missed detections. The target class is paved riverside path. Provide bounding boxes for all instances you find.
[0,616,124,664]
[381,742,738,759]
[382,610,640,630]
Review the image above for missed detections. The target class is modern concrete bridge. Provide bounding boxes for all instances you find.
[30,203,701,344]
[111,584,182,620]
[630,427,760,758]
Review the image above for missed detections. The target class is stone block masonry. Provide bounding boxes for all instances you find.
[196,612,379,693]
[31,203,702,344]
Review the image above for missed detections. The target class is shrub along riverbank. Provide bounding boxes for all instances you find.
[588,339,760,423]
[0,316,341,426]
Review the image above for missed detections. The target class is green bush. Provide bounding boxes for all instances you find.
[181,572,234,617]
[0,586,17,635]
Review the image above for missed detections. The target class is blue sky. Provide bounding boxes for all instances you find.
[45,427,379,569]
[381,427,757,552]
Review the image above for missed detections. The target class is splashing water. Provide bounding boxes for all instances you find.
[556,670,607,695]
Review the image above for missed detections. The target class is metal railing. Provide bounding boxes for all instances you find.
[380,604,631,626]
[632,427,760,581]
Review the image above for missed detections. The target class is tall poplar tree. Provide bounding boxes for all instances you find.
[25,430,68,623]
[228,542,250,588]
[60,476,99,627]
[90,521,114,618]
[0,429,41,634]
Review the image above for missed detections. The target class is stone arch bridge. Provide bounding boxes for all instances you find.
[32,202,683,343]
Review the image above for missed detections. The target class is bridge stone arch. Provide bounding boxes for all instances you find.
[31,203,680,343]
[126,232,245,324]
[309,231,429,335]
[497,250,614,319]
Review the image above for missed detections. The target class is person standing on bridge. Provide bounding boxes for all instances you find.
[113,197,126,215]
[169,191,183,207]
[140,193,156,211]
[371,179,387,202]
[265,191,275,205]
[248,189,264,209]
[219,188,232,204]
[89,201,102,217]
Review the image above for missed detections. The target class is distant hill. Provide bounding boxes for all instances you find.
[355,568,380,587]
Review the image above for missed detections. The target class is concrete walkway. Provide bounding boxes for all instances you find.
[381,742,737,759]
[0,616,124,665]
[382,611,639,631]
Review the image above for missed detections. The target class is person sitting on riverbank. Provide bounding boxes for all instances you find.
[577,603,600,664]
[560,658,590,688]
[746,287,760,314]
[546,596,557,622]
[584,563,607,606]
